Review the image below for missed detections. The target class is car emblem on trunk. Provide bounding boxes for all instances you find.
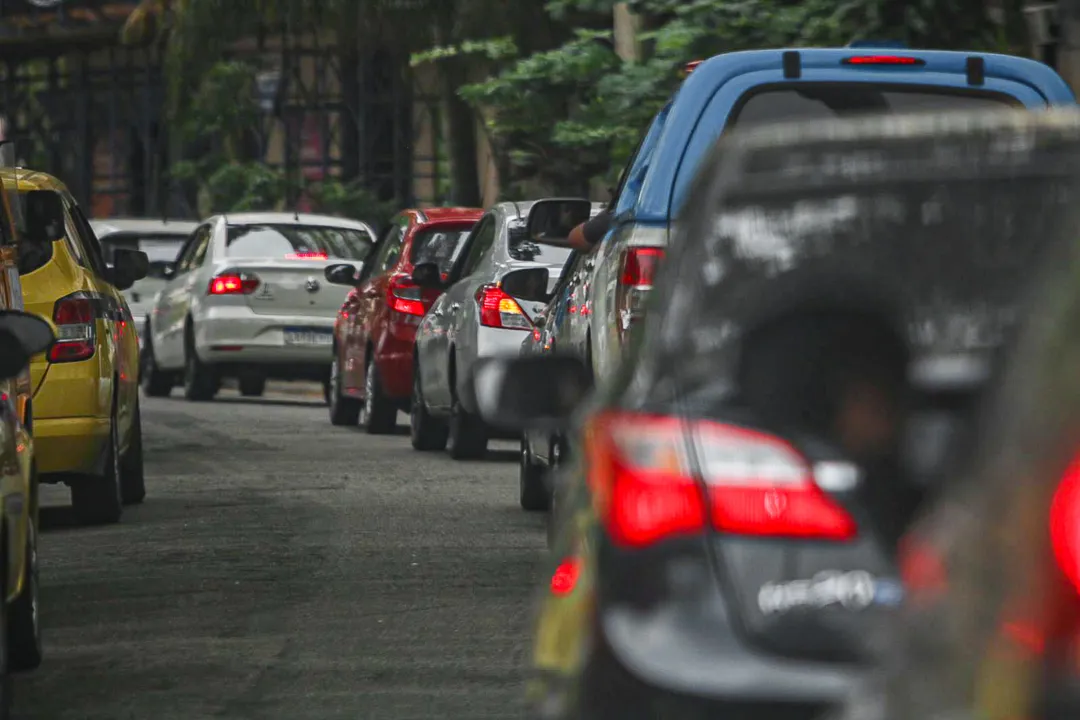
[305,277,320,293]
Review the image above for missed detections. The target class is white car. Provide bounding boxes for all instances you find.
[140,212,376,401]
[90,218,199,347]
[411,200,603,459]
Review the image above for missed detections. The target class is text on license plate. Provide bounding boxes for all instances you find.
[284,329,333,346]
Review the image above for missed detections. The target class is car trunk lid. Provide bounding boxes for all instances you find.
[226,258,359,317]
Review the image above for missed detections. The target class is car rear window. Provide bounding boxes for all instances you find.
[409,227,472,272]
[506,218,574,265]
[226,224,373,260]
[730,85,1019,129]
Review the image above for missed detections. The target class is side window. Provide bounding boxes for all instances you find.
[613,103,669,216]
[65,200,109,277]
[367,219,408,276]
[177,225,211,273]
[456,215,496,278]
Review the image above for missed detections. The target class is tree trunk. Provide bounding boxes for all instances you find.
[440,57,482,207]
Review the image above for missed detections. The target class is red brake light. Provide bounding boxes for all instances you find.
[615,247,664,341]
[842,55,924,66]
[286,251,328,260]
[476,284,531,330]
[551,557,581,596]
[388,275,426,316]
[1051,454,1080,592]
[48,293,97,363]
[586,412,857,549]
[208,272,260,295]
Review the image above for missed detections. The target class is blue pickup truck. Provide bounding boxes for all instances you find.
[578,45,1077,378]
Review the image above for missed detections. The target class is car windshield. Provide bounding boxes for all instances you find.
[659,174,1079,385]
[98,233,188,265]
[507,218,574,264]
[729,86,1020,128]
[226,224,373,260]
[409,227,472,272]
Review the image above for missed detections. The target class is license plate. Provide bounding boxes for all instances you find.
[284,329,333,346]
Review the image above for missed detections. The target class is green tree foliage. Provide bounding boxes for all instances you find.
[423,0,1030,196]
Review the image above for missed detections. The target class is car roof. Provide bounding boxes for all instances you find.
[628,48,1077,223]
[217,212,375,233]
[0,168,66,193]
[411,207,484,225]
[89,218,199,236]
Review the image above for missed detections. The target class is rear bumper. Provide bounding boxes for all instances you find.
[35,416,109,476]
[476,326,533,359]
[194,306,334,366]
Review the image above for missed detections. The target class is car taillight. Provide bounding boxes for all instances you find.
[585,412,857,548]
[1051,453,1080,592]
[615,247,664,342]
[286,251,328,260]
[208,272,260,295]
[388,275,426,316]
[476,284,531,330]
[48,293,97,363]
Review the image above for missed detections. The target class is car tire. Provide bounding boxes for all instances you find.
[140,331,173,398]
[360,357,396,435]
[120,398,146,505]
[448,395,487,460]
[238,373,266,397]
[519,436,550,512]
[328,353,361,426]
[8,514,41,673]
[182,327,217,402]
[410,369,448,451]
[71,409,123,525]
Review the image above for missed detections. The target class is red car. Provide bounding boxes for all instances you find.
[325,207,483,432]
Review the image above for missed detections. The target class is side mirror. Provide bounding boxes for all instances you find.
[0,310,55,380]
[465,355,592,432]
[324,263,359,286]
[501,267,550,303]
[108,248,149,290]
[22,189,65,244]
[527,198,593,247]
[411,262,443,289]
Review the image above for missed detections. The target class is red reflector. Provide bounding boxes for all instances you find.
[1050,454,1080,592]
[286,251,328,260]
[620,247,663,287]
[898,535,947,602]
[586,413,857,549]
[209,273,260,295]
[842,55,925,66]
[551,557,581,596]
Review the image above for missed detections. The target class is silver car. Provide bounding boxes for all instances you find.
[411,200,603,459]
[140,212,375,401]
[90,218,199,346]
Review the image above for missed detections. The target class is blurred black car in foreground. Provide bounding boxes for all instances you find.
[469,108,1080,720]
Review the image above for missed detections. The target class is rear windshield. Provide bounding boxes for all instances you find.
[226,224,373,260]
[730,86,1019,128]
[98,232,188,265]
[506,218,574,265]
[409,227,472,272]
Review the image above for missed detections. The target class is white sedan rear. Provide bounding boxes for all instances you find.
[140,212,375,401]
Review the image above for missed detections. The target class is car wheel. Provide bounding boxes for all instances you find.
[140,331,173,398]
[447,395,487,460]
[328,353,361,426]
[519,436,550,512]
[182,327,217,402]
[71,408,123,525]
[410,368,448,451]
[8,514,41,672]
[360,357,396,435]
[120,398,146,505]
[238,372,266,397]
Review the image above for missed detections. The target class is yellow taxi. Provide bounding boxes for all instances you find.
[0,156,51,686]
[10,169,148,525]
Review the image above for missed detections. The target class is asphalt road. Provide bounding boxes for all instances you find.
[13,383,547,719]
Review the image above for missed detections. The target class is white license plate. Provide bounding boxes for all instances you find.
[284,330,333,346]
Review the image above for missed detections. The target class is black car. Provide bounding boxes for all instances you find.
[467,108,1080,720]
